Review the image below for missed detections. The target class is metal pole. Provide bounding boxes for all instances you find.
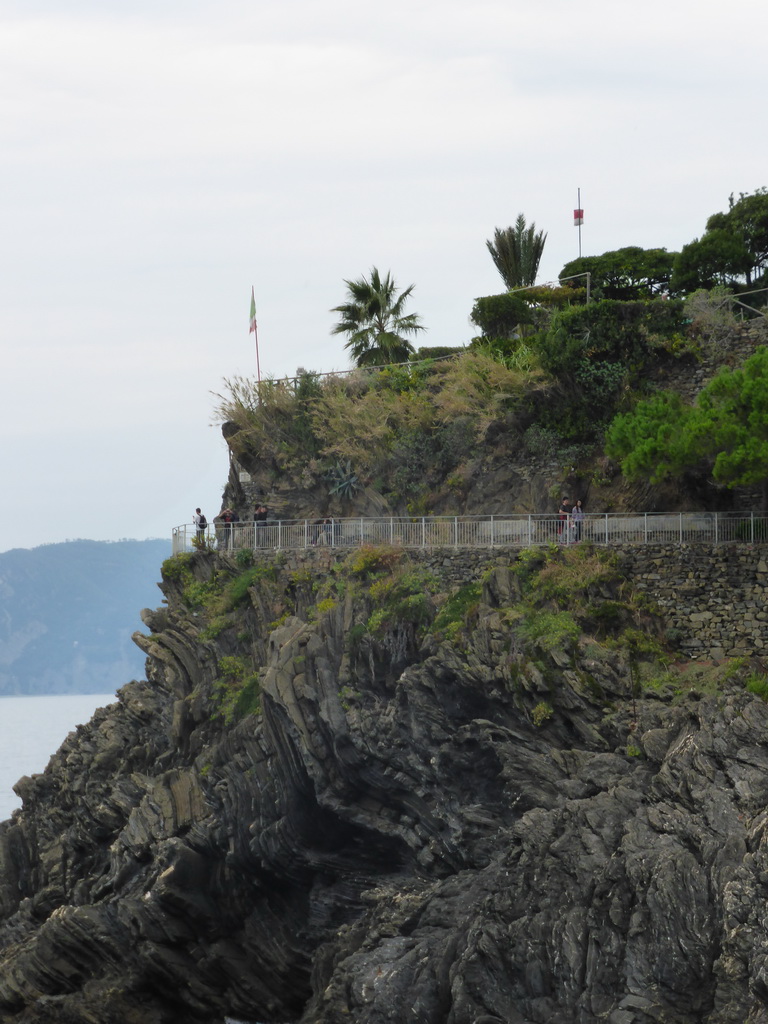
[249,286,261,385]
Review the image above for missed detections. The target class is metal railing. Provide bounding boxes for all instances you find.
[172,512,768,555]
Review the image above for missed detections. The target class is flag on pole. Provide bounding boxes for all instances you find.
[249,287,257,334]
[573,209,584,226]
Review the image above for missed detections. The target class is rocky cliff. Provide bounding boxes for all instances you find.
[0,542,768,1024]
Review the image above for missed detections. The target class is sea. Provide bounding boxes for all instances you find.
[0,693,116,821]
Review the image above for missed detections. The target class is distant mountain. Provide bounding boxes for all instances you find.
[0,539,169,695]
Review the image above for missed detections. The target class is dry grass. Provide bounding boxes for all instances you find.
[212,352,549,476]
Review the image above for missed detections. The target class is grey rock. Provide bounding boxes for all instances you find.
[0,551,767,1024]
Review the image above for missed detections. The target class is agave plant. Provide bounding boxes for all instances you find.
[326,459,361,500]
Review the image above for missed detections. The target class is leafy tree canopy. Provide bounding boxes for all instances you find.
[487,214,547,290]
[606,346,768,507]
[670,230,750,294]
[671,188,768,293]
[605,392,694,483]
[560,247,677,301]
[708,189,768,284]
[331,267,425,367]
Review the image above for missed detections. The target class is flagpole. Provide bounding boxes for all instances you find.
[249,286,261,385]
[255,322,261,386]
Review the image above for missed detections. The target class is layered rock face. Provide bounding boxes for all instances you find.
[0,548,767,1023]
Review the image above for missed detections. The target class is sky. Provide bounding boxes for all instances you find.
[1,0,766,553]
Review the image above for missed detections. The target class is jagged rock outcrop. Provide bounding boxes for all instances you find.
[1,547,768,1023]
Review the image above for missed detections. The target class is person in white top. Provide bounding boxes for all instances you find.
[193,508,207,542]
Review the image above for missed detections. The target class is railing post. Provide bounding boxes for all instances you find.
[751,511,755,543]
[454,516,458,547]
[278,520,282,550]
[714,513,718,545]
[679,513,683,545]
[490,515,495,547]
[604,513,608,546]
[303,519,308,550]
[527,515,532,548]
[390,517,394,545]
[421,517,425,548]
[644,513,648,544]
[360,518,364,548]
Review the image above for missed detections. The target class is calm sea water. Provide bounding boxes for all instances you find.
[0,693,115,821]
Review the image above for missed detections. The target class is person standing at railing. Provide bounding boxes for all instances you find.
[193,508,207,545]
[558,498,571,542]
[572,500,584,542]
[254,504,268,547]
[219,508,238,549]
[311,517,332,546]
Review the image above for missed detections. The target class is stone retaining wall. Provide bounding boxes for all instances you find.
[282,542,768,661]
[618,544,768,660]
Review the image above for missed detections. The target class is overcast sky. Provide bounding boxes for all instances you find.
[1,0,765,553]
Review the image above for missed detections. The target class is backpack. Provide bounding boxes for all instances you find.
[198,515,207,528]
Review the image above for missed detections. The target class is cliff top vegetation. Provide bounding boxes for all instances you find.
[211,190,768,521]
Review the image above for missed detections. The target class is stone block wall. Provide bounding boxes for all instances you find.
[618,544,768,660]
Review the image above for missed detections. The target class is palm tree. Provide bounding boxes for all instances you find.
[331,267,425,367]
[487,214,547,290]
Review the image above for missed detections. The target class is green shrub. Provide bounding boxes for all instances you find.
[532,701,553,726]
[530,298,686,437]
[746,673,768,701]
[513,547,551,592]
[346,622,368,655]
[162,552,194,582]
[518,611,580,652]
[235,548,255,568]
[213,655,261,723]
[586,600,629,632]
[223,564,279,611]
[470,293,533,338]
[614,627,667,662]
[348,545,404,579]
[431,582,482,637]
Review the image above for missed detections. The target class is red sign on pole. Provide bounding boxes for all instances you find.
[573,209,584,226]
